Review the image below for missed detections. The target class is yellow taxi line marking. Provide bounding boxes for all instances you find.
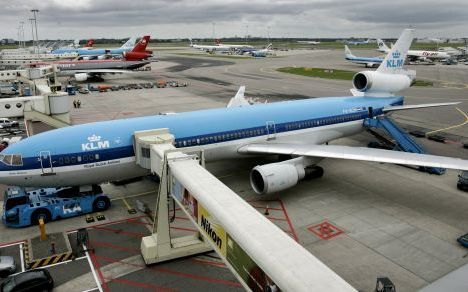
[426,107,468,135]
[110,190,156,202]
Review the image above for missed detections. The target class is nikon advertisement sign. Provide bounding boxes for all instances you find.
[171,179,280,291]
[198,204,227,256]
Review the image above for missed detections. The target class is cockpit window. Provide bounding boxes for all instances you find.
[0,154,23,166]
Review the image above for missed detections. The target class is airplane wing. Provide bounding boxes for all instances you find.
[382,102,460,112]
[227,86,250,108]
[238,143,468,171]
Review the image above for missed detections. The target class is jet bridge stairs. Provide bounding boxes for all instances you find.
[364,116,445,175]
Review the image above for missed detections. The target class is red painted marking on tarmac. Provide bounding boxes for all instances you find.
[90,240,140,253]
[445,140,462,145]
[308,221,344,240]
[88,249,109,292]
[125,218,152,226]
[96,255,242,287]
[170,226,198,232]
[91,226,148,237]
[0,239,26,247]
[279,200,299,242]
[191,258,227,268]
[174,216,189,221]
[107,277,174,291]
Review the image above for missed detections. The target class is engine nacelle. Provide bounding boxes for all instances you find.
[250,157,321,195]
[352,71,412,95]
[74,73,88,82]
[123,52,152,61]
[251,163,300,195]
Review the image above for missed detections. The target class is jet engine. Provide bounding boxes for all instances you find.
[352,71,412,95]
[123,51,153,61]
[74,73,88,82]
[250,157,323,195]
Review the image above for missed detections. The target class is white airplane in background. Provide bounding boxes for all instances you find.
[346,39,371,45]
[248,44,273,57]
[377,39,450,60]
[297,40,321,45]
[0,29,467,196]
[214,39,254,50]
[188,39,231,53]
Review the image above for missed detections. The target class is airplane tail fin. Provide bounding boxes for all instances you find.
[377,39,390,52]
[84,39,94,48]
[131,36,150,52]
[377,29,414,74]
[344,45,354,58]
[266,43,272,50]
[121,37,137,49]
[189,38,193,46]
[227,86,250,108]
[215,39,221,45]
[73,39,79,48]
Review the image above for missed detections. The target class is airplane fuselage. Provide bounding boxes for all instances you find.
[0,96,403,187]
[31,60,150,72]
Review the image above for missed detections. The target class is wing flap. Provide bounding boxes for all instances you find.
[238,143,468,171]
[383,102,460,112]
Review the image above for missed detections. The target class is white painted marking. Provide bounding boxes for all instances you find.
[19,243,25,272]
[83,244,103,292]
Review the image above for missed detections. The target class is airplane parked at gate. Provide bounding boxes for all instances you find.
[345,45,383,67]
[51,37,137,56]
[28,36,152,81]
[377,39,450,61]
[0,30,467,195]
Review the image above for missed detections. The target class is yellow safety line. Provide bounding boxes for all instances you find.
[121,197,133,211]
[425,107,468,135]
[111,190,156,201]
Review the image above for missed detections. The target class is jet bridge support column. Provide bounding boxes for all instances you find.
[135,129,212,264]
[135,129,356,291]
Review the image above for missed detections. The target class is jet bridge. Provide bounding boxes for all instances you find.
[0,66,70,133]
[134,129,356,292]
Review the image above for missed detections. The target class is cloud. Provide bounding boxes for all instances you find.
[0,0,466,39]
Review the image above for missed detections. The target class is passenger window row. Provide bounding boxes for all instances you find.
[174,112,367,148]
[57,153,100,165]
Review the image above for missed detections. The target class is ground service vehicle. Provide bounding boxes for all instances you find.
[458,171,468,192]
[2,185,110,227]
[0,118,19,129]
[0,269,53,292]
[0,256,16,277]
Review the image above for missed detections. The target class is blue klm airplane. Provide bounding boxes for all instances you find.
[0,29,466,195]
[345,45,383,68]
[51,37,136,56]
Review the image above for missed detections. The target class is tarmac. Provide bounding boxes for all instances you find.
[0,47,467,291]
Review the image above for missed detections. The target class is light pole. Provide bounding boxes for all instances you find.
[267,26,271,43]
[245,25,249,44]
[29,18,35,48]
[20,21,25,48]
[31,9,39,52]
[212,22,216,42]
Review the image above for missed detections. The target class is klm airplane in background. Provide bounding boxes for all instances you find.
[345,45,383,68]
[0,29,467,195]
[51,37,137,56]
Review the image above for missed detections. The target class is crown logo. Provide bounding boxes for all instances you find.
[392,50,401,58]
[88,134,101,142]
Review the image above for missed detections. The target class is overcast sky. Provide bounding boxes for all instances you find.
[1,0,467,40]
